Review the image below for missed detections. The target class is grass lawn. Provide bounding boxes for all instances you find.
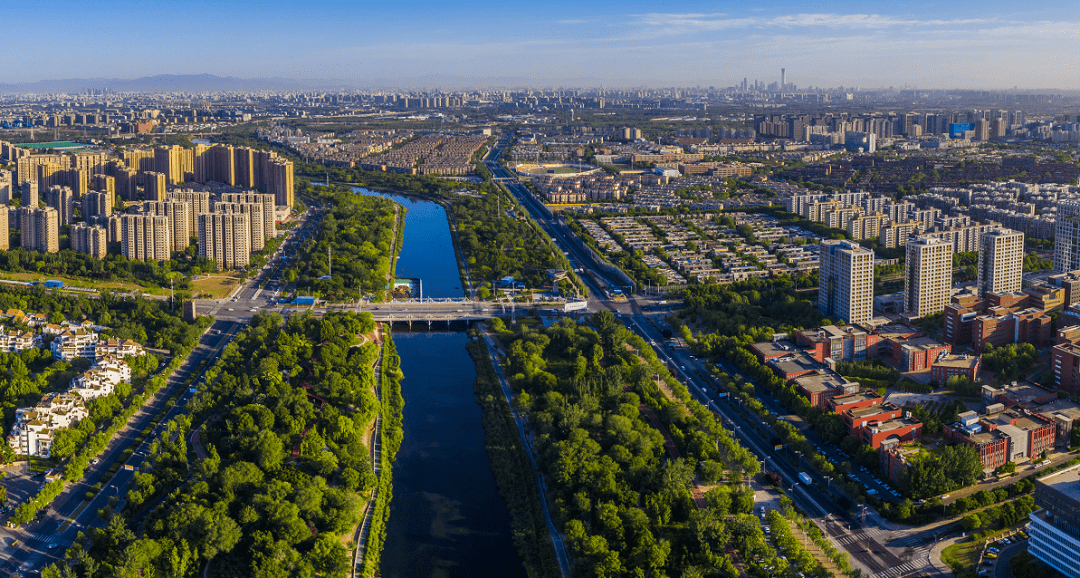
[0,271,165,295]
[942,538,984,571]
[190,275,240,299]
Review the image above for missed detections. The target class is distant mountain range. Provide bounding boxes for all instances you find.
[0,74,351,94]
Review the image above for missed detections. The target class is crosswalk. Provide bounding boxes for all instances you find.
[873,554,929,578]
[890,534,928,548]
[19,531,75,550]
[835,527,888,545]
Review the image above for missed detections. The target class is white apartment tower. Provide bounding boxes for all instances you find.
[977,228,1024,297]
[1055,200,1080,273]
[904,236,954,318]
[818,239,874,324]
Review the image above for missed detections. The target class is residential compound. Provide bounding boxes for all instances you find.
[0,141,294,207]
[7,322,146,458]
[0,141,291,270]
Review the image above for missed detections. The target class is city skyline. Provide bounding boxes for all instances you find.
[3,0,1079,90]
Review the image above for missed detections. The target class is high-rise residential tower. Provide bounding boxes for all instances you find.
[904,236,953,318]
[818,239,874,324]
[977,228,1024,297]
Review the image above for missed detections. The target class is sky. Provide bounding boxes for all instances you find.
[6,0,1080,89]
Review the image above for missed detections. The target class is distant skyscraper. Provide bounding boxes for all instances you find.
[977,228,1024,297]
[781,68,786,89]
[905,236,953,318]
[818,240,874,324]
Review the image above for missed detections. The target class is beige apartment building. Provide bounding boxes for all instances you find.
[143,201,194,251]
[819,239,875,324]
[977,228,1025,297]
[18,207,59,253]
[120,214,171,262]
[71,223,108,259]
[198,212,251,270]
[905,236,954,318]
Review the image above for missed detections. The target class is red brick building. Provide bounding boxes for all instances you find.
[944,302,980,345]
[796,325,881,363]
[827,390,882,414]
[793,370,859,410]
[860,416,923,449]
[943,421,1009,471]
[889,336,951,372]
[972,307,1052,351]
[1052,342,1080,396]
[843,402,904,436]
[930,354,981,384]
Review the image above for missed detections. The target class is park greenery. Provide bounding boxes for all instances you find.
[0,246,215,295]
[493,313,778,578]
[287,181,400,300]
[46,311,392,578]
[982,342,1039,382]
[676,276,822,339]
[467,336,562,578]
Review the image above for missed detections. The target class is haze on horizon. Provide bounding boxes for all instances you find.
[5,0,1079,90]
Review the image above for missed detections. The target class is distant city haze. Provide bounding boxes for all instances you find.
[4,0,1079,90]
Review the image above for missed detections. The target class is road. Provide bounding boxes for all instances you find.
[485,141,627,299]
[0,320,242,576]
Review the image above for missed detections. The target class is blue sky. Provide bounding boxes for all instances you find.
[7,0,1079,89]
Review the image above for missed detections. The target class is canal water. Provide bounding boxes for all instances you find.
[354,187,526,578]
[354,187,462,299]
[382,333,526,578]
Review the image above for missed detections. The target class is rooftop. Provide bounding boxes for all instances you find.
[1037,463,1080,503]
[770,352,823,377]
[935,354,980,369]
[791,369,850,393]
[751,339,800,358]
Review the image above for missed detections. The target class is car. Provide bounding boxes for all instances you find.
[227,308,234,311]
[985,552,997,559]
[47,542,59,548]
[91,458,99,465]
[867,489,878,496]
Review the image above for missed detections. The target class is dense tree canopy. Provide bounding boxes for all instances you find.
[50,311,381,578]
[289,183,399,300]
[499,317,766,578]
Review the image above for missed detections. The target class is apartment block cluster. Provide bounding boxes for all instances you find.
[0,141,294,207]
[5,315,146,458]
[0,143,289,270]
[749,108,1080,151]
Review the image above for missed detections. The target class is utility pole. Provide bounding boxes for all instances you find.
[328,246,332,278]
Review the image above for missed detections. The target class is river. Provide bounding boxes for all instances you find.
[354,188,462,299]
[354,187,526,578]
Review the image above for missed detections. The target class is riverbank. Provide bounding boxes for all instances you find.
[467,334,564,578]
